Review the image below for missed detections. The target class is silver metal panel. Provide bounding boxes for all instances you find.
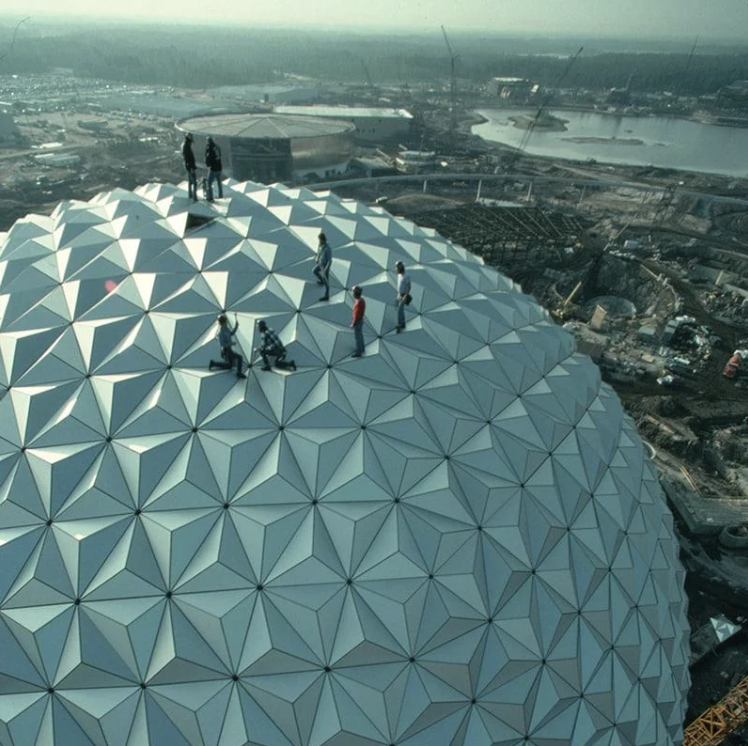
[0,178,689,745]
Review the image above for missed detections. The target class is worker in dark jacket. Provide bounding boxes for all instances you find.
[181,133,198,202]
[314,233,332,301]
[205,136,223,201]
[255,319,297,372]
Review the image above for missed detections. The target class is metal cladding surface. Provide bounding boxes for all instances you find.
[178,113,356,140]
[0,179,689,746]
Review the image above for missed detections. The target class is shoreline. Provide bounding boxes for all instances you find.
[477,104,748,130]
[470,107,748,178]
[509,113,568,132]
[562,135,646,146]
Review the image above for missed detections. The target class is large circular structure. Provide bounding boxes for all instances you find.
[0,179,689,746]
[177,113,355,183]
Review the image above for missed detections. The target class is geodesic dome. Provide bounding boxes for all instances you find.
[0,179,689,746]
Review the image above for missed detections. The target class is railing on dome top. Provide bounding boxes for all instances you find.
[683,673,748,746]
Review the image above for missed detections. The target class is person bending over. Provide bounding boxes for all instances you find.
[256,319,297,372]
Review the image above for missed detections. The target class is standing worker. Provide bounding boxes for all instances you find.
[181,133,198,202]
[255,320,297,372]
[205,136,223,202]
[314,232,332,302]
[395,261,412,332]
[350,285,366,358]
[209,314,246,379]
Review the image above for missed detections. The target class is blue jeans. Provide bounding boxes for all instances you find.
[186,168,198,200]
[207,169,223,200]
[353,321,364,354]
[260,345,285,368]
[397,296,407,327]
[213,347,243,375]
[313,265,330,296]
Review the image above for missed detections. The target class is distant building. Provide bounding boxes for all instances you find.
[274,106,413,143]
[488,77,536,100]
[77,119,109,133]
[394,150,437,174]
[607,88,631,106]
[718,80,748,104]
[607,74,634,106]
[97,94,224,120]
[177,113,355,184]
[348,155,398,178]
[34,153,81,168]
[589,305,608,331]
[210,84,318,105]
[638,325,658,345]
[0,109,20,144]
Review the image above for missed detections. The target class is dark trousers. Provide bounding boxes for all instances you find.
[261,346,293,369]
[397,296,407,327]
[207,169,223,200]
[313,265,330,296]
[213,347,243,375]
[186,168,198,200]
[353,320,364,354]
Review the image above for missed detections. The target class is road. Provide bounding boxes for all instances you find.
[313,171,748,209]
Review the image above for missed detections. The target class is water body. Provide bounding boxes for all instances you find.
[473,109,748,178]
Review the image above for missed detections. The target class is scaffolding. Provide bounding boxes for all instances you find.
[683,673,748,746]
[404,203,586,271]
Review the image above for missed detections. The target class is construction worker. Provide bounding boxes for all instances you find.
[351,285,366,358]
[181,133,198,202]
[255,319,297,372]
[395,260,412,332]
[205,136,223,201]
[314,232,332,301]
[209,314,246,379]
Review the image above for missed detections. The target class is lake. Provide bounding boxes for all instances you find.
[472,109,748,178]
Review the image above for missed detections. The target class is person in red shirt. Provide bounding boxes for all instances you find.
[351,285,366,358]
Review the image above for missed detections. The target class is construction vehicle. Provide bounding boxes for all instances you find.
[683,672,748,746]
[724,353,741,379]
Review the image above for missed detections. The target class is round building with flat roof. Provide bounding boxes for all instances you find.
[177,113,355,184]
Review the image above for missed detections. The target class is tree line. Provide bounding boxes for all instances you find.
[1,23,747,96]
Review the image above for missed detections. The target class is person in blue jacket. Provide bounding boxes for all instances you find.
[209,314,246,378]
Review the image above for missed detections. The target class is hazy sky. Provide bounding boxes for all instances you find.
[8,0,748,40]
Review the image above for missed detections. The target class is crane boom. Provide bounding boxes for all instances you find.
[519,46,583,153]
[441,25,454,58]
[683,672,748,746]
[440,25,458,138]
[360,59,374,90]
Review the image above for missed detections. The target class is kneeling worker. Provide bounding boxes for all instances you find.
[256,319,297,372]
[209,313,246,379]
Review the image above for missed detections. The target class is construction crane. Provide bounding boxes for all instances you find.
[518,46,583,153]
[441,25,459,139]
[683,672,748,746]
[679,36,699,96]
[360,58,375,92]
[552,280,583,320]
[552,193,650,321]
